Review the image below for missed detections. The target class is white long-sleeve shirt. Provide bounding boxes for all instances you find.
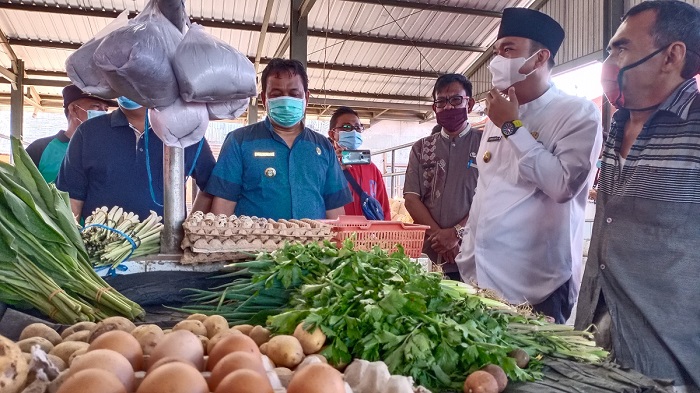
[457,85,602,305]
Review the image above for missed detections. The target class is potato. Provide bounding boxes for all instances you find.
[17,337,54,353]
[173,320,208,336]
[68,348,88,366]
[186,313,208,322]
[62,330,90,343]
[197,335,210,354]
[47,355,67,372]
[89,317,136,342]
[49,341,89,364]
[0,334,29,393]
[203,315,229,339]
[60,322,96,339]
[259,342,269,356]
[275,367,293,388]
[293,323,326,355]
[481,364,507,392]
[47,370,69,393]
[231,324,254,335]
[249,325,271,346]
[266,335,304,369]
[20,323,62,346]
[464,371,498,393]
[207,330,242,354]
[131,324,164,356]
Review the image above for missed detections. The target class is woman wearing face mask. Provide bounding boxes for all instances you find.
[327,106,391,220]
[26,85,116,183]
[206,59,352,220]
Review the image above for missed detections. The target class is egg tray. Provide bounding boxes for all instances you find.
[182,212,333,256]
[179,248,252,265]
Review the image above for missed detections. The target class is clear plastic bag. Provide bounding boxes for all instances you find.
[206,98,249,120]
[149,98,209,148]
[65,11,129,98]
[156,0,188,32]
[93,1,183,108]
[172,24,256,102]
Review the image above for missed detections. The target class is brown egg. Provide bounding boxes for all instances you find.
[209,352,266,391]
[149,330,204,371]
[207,330,242,354]
[88,330,143,371]
[70,349,135,392]
[287,363,345,393]
[136,362,208,393]
[214,369,273,393]
[57,369,126,393]
[148,356,197,372]
[207,334,261,371]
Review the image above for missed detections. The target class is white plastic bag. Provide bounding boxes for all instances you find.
[206,98,249,120]
[93,1,183,108]
[172,24,256,102]
[149,98,209,148]
[65,11,129,98]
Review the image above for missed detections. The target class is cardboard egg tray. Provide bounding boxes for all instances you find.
[182,212,333,255]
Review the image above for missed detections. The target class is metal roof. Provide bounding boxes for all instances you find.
[0,0,539,121]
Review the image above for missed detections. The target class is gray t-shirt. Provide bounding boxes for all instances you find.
[403,126,481,268]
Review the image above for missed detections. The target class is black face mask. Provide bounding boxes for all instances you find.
[602,45,669,112]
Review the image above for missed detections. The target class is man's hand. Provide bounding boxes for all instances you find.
[439,245,460,264]
[429,227,459,254]
[485,87,519,128]
[331,139,349,170]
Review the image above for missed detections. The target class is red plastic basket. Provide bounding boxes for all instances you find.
[321,215,429,258]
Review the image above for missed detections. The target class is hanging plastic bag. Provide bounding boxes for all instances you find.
[156,0,188,32]
[149,98,209,148]
[93,0,183,108]
[172,24,256,102]
[65,11,129,98]
[206,98,249,120]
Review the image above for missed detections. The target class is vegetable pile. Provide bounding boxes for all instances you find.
[0,137,144,323]
[82,206,163,270]
[180,241,607,391]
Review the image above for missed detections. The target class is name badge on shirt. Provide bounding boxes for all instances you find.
[487,136,502,142]
[254,151,275,158]
[530,131,539,139]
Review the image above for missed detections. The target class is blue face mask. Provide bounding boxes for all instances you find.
[117,96,143,110]
[86,110,107,119]
[266,96,305,128]
[338,130,363,150]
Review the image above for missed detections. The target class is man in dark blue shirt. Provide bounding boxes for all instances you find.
[206,59,351,219]
[56,97,216,221]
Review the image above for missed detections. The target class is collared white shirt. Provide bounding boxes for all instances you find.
[456,85,602,305]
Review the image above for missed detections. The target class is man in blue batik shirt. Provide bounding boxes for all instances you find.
[206,59,351,219]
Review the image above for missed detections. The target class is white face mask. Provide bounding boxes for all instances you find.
[488,51,540,91]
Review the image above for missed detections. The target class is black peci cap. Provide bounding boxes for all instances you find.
[62,84,117,108]
[497,8,565,59]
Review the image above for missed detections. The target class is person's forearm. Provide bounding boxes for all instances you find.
[191,191,214,214]
[404,194,440,232]
[326,207,345,219]
[210,197,236,216]
[69,198,84,222]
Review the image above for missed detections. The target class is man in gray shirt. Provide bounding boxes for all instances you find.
[576,1,700,390]
[403,74,481,279]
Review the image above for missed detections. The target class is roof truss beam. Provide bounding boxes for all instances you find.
[8,38,440,78]
[341,0,502,18]
[0,1,485,52]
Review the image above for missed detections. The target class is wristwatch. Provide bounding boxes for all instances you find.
[454,224,464,240]
[501,120,523,138]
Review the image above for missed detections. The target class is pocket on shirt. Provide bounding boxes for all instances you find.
[632,197,690,229]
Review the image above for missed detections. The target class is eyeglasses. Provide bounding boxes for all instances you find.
[332,124,365,133]
[434,95,469,108]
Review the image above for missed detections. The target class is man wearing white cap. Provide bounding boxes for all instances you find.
[456,7,602,323]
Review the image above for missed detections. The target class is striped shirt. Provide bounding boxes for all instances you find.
[576,78,700,387]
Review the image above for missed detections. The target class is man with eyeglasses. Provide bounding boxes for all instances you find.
[327,106,391,220]
[455,8,602,324]
[26,84,117,183]
[404,74,481,279]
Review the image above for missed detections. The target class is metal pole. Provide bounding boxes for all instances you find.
[248,97,259,124]
[161,146,186,254]
[10,59,23,141]
[390,150,396,198]
[290,0,308,67]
